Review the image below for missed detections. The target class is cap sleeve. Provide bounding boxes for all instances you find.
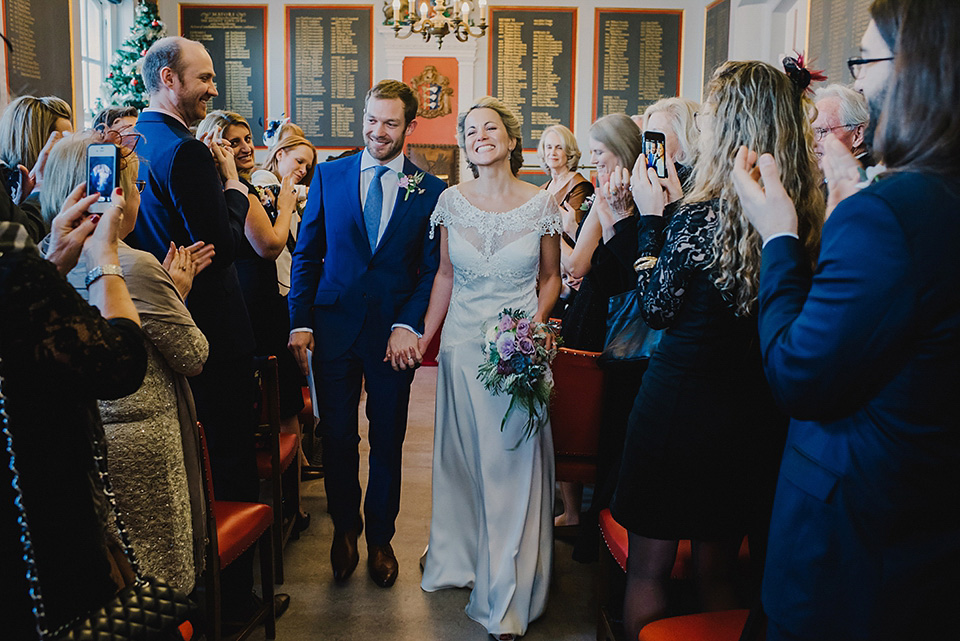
[429,187,455,239]
[538,191,563,237]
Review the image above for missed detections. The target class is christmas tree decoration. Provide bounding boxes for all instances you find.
[94,1,166,115]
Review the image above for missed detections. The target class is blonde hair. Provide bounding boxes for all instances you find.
[536,125,581,174]
[457,96,524,177]
[589,113,643,172]
[688,60,824,316]
[0,95,73,170]
[643,97,700,165]
[40,130,138,224]
[262,134,317,187]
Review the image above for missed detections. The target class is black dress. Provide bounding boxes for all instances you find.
[235,179,305,418]
[611,200,786,541]
[0,224,147,639]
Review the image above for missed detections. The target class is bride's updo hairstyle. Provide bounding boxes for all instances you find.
[457,96,524,178]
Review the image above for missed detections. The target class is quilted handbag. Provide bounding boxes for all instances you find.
[1,357,195,641]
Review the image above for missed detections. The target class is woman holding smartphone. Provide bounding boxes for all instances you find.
[608,60,823,638]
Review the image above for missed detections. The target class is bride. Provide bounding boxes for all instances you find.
[417,96,563,639]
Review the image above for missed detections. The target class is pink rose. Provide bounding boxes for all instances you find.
[498,315,516,332]
[398,175,410,188]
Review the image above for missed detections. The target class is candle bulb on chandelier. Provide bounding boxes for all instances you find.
[393,0,401,21]
[420,1,429,19]
[461,2,469,22]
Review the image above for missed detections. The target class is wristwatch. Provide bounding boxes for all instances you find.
[85,264,124,288]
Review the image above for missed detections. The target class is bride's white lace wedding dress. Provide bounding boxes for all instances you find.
[420,186,561,637]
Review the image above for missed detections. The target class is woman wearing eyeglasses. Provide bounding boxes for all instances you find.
[39,130,210,594]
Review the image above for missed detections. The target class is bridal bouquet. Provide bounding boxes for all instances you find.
[477,309,560,445]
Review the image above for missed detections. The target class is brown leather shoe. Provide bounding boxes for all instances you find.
[367,543,399,588]
[330,517,362,582]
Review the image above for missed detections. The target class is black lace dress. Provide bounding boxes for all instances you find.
[0,224,147,639]
[610,200,786,541]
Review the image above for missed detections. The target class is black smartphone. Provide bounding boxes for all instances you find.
[87,143,119,214]
[643,131,668,179]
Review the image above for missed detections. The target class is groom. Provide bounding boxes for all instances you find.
[288,80,445,587]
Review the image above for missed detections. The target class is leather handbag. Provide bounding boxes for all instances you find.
[1,357,195,641]
[597,283,664,370]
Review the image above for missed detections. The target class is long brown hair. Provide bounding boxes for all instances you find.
[877,0,960,177]
[688,60,824,316]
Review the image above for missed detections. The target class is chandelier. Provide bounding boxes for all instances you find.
[387,0,488,48]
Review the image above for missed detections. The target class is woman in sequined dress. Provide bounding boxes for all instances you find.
[41,131,210,593]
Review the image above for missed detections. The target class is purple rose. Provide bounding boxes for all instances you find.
[516,319,531,337]
[517,336,535,355]
[498,315,516,332]
[496,333,516,359]
[496,360,514,376]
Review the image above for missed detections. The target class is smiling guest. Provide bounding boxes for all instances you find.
[288,79,446,588]
[129,36,289,628]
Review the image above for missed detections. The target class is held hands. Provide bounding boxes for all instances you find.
[821,134,864,220]
[384,327,423,371]
[599,166,636,218]
[288,330,315,376]
[730,146,798,242]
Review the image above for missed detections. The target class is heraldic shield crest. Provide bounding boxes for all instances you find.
[411,65,454,119]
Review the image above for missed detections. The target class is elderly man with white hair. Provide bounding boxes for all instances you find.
[812,83,872,167]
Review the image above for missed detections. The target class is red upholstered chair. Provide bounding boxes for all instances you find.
[637,610,752,641]
[198,423,276,641]
[253,355,299,584]
[550,348,606,483]
[598,509,755,641]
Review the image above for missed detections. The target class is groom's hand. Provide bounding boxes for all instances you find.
[385,327,422,371]
[288,330,315,376]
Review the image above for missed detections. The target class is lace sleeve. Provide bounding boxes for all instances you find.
[538,191,563,237]
[0,251,147,400]
[429,188,454,239]
[638,201,717,329]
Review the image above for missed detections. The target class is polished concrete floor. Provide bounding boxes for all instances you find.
[248,366,598,641]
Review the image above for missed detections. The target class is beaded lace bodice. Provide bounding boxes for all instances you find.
[430,186,561,349]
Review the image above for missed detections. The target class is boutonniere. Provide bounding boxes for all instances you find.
[580,193,596,212]
[398,171,426,201]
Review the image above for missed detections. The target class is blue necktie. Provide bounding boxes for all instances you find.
[364,165,390,254]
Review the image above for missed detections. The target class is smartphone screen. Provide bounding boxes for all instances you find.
[87,143,118,213]
[643,131,668,179]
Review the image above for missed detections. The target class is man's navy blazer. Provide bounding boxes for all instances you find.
[129,111,253,366]
[289,153,445,361]
[758,172,960,640]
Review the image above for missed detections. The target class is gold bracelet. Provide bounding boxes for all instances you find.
[633,256,658,272]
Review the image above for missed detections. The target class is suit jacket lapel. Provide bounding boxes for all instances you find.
[335,154,367,244]
[375,157,421,254]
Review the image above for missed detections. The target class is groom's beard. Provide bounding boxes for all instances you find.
[366,133,405,162]
[863,85,889,152]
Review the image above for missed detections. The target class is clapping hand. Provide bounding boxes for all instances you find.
[821,134,864,220]
[276,173,298,214]
[161,241,200,299]
[18,130,64,203]
[730,146,798,242]
[599,165,635,217]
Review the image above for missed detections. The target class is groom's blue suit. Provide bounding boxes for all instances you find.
[290,152,444,544]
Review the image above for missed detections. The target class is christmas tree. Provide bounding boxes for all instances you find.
[95,1,166,114]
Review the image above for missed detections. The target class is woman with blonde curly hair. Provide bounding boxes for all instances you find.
[606,59,823,638]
